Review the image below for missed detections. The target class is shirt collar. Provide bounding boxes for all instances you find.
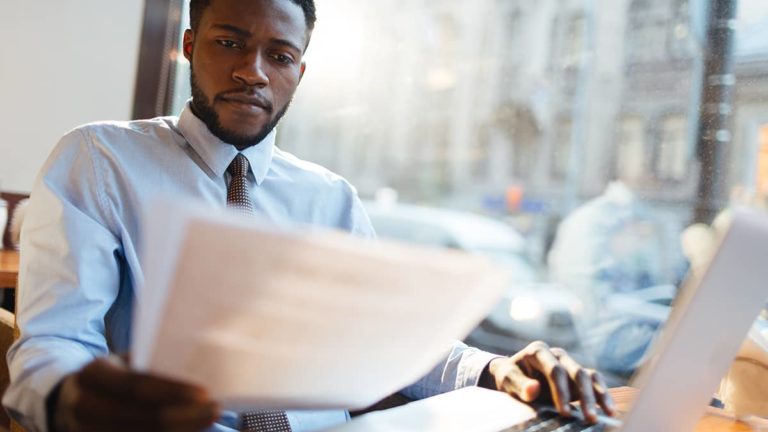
[177,101,275,185]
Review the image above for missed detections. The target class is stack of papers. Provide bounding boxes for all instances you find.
[131,200,508,411]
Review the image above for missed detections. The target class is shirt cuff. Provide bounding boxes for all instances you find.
[456,349,505,389]
[4,338,94,432]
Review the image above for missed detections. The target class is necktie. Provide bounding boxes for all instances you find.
[227,153,255,215]
[228,154,290,430]
[241,410,292,431]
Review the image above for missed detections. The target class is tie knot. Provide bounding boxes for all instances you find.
[228,153,250,178]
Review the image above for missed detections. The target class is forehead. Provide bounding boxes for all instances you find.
[200,0,308,45]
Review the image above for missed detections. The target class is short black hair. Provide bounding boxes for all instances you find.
[189,0,317,33]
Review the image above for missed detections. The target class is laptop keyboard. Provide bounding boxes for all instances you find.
[499,410,607,432]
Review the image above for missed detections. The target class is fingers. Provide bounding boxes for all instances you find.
[61,359,220,432]
[526,342,571,416]
[72,386,219,432]
[550,348,619,423]
[504,342,620,424]
[588,369,617,417]
[551,348,597,423]
[78,358,210,404]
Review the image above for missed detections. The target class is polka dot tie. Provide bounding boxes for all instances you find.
[227,153,255,216]
[230,155,290,431]
[240,410,292,431]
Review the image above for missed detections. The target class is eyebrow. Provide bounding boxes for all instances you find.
[210,23,304,54]
[211,24,251,38]
[270,38,303,54]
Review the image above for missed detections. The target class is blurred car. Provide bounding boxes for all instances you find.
[474,284,582,354]
[363,201,582,354]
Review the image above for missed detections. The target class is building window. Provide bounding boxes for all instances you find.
[627,0,668,64]
[616,117,646,181]
[668,0,692,58]
[656,115,688,181]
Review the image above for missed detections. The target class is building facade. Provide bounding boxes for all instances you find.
[276,0,768,228]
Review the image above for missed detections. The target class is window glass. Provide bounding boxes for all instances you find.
[616,116,646,181]
[170,0,768,383]
[658,115,688,180]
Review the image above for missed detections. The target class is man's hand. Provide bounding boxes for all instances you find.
[52,357,220,432]
[480,341,616,424]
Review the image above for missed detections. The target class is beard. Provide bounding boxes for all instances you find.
[189,69,291,150]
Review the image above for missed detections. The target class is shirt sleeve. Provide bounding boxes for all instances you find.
[328,179,375,240]
[398,340,503,400]
[348,194,376,239]
[3,129,122,432]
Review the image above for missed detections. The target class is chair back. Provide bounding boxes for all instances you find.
[0,193,29,251]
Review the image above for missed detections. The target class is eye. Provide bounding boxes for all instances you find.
[271,53,295,65]
[217,39,242,49]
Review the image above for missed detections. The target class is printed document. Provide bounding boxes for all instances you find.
[131,200,508,410]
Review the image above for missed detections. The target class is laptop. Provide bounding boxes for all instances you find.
[331,207,768,432]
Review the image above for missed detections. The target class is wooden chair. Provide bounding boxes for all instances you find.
[0,308,14,430]
[0,192,28,431]
[3,281,23,432]
[1,193,28,251]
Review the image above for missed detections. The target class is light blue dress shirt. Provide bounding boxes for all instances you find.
[4,104,501,432]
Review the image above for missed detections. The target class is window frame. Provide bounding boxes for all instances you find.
[132,0,183,120]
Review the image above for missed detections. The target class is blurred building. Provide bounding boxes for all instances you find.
[614,0,768,220]
[731,14,768,197]
[275,0,768,226]
[612,0,704,201]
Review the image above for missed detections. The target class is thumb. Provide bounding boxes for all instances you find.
[514,374,541,402]
[497,363,542,402]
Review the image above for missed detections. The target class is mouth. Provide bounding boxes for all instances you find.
[219,95,272,113]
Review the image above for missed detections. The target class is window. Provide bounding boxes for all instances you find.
[627,0,669,64]
[150,0,768,382]
[616,117,646,182]
[667,0,693,58]
[656,115,688,181]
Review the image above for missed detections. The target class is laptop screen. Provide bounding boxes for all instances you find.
[621,207,768,432]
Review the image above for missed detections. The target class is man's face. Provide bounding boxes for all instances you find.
[183,0,309,149]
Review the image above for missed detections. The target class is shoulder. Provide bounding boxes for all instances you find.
[271,147,376,238]
[271,147,357,195]
[66,116,178,148]
[48,117,181,168]
[41,117,180,186]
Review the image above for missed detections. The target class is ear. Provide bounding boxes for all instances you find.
[299,62,307,83]
[183,29,194,61]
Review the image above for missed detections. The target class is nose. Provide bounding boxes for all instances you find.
[232,50,269,88]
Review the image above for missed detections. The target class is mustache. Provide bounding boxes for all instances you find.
[216,89,273,112]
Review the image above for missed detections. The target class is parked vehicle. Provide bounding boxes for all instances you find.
[363,201,582,354]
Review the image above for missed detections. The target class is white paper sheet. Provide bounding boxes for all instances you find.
[132,200,508,411]
[325,387,537,432]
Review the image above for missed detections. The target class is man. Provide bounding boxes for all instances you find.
[4,0,615,431]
